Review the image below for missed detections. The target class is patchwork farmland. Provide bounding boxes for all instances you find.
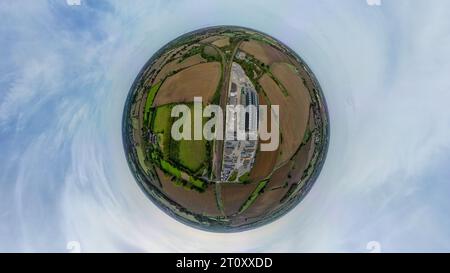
[122,26,329,232]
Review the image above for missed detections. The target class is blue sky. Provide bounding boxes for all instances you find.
[1,0,450,252]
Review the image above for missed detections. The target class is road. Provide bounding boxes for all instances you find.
[210,40,243,182]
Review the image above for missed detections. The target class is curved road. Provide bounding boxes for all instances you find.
[210,40,243,182]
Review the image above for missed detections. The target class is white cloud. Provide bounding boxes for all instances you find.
[1,0,450,252]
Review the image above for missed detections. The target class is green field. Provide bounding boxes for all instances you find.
[152,103,209,190]
[152,103,209,173]
[202,45,220,62]
[144,81,162,125]
[171,104,209,173]
[188,176,206,190]
[228,171,238,182]
[160,160,206,191]
[153,104,173,157]
[178,138,207,172]
[238,172,251,183]
[239,179,269,213]
[160,159,181,178]
[153,104,172,133]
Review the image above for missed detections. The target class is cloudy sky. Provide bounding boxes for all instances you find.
[1,0,450,252]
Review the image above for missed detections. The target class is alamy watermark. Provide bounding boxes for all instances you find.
[170,97,280,151]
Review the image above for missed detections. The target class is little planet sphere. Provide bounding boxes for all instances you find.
[122,26,329,232]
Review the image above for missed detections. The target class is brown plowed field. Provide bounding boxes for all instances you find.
[249,93,278,182]
[153,54,206,84]
[259,62,311,167]
[153,62,221,106]
[220,182,259,216]
[240,40,290,65]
